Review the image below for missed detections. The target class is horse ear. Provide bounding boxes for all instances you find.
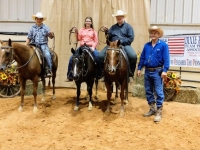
[117,40,121,46]
[106,40,110,46]
[79,48,83,55]
[8,38,12,46]
[71,48,75,54]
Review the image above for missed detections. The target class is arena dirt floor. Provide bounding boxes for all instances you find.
[0,88,200,150]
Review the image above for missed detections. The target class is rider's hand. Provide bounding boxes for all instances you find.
[49,32,54,39]
[90,47,94,52]
[137,70,141,77]
[75,28,78,34]
[103,26,108,32]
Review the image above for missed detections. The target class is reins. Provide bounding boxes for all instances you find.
[98,26,109,45]
[69,26,78,50]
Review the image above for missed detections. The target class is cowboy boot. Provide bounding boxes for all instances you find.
[154,106,163,122]
[143,102,156,117]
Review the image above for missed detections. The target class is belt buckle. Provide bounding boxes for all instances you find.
[147,68,155,72]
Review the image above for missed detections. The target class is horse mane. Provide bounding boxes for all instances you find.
[12,43,34,52]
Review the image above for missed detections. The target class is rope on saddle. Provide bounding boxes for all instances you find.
[69,26,78,50]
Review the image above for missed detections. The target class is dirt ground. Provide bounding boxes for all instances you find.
[0,88,200,150]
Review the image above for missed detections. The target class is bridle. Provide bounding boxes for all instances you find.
[71,50,88,81]
[0,46,36,69]
[105,47,123,72]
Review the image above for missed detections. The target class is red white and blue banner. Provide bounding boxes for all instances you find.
[160,35,200,67]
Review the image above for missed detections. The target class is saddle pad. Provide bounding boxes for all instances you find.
[35,48,42,64]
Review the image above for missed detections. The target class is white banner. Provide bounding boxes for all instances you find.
[161,35,200,67]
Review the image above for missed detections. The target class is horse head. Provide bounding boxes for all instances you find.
[106,40,122,75]
[0,39,13,71]
[71,48,84,81]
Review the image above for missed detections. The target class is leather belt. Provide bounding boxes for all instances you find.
[146,67,162,72]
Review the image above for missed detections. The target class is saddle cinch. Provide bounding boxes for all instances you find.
[29,43,55,76]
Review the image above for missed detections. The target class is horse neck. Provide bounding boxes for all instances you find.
[13,44,34,65]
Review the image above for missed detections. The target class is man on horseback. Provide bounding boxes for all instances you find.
[99,10,137,82]
[26,12,54,77]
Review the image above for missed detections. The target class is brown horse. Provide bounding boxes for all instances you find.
[104,40,129,117]
[0,39,58,112]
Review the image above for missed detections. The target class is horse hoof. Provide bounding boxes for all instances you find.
[94,95,99,100]
[124,100,129,105]
[88,106,93,111]
[33,106,38,113]
[120,110,125,117]
[51,95,56,100]
[18,106,23,112]
[74,106,79,111]
[41,97,45,102]
[105,109,110,116]
[110,100,116,105]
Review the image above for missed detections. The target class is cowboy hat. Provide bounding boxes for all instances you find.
[148,26,164,38]
[32,12,46,21]
[112,10,127,18]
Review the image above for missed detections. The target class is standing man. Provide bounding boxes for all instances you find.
[99,10,137,82]
[137,26,170,122]
[26,12,54,77]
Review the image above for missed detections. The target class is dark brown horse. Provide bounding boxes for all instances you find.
[0,39,58,112]
[104,40,129,117]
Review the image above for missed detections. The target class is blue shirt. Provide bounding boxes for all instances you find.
[138,39,170,72]
[27,24,50,45]
[107,22,134,46]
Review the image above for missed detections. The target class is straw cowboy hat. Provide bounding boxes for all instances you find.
[148,26,164,38]
[112,10,127,18]
[32,12,46,21]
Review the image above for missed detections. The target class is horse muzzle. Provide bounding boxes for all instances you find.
[73,74,79,81]
[107,65,116,75]
[0,64,7,71]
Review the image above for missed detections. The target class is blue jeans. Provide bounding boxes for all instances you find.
[99,45,137,76]
[144,68,164,107]
[40,44,52,70]
[67,47,100,77]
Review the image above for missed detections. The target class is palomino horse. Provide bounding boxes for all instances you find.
[0,39,58,112]
[71,45,98,111]
[104,40,129,117]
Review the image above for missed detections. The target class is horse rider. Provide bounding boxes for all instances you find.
[137,26,170,122]
[25,12,54,77]
[99,10,137,82]
[66,16,100,82]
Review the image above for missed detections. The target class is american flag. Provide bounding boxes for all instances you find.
[167,37,185,56]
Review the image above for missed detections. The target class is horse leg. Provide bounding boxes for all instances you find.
[51,72,56,100]
[105,81,112,115]
[87,80,94,111]
[114,82,119,104]
[94,78,99,100]
[74,82,81,111]
[41,77,46,102]
[18,78,26,112]
[119,81,126,117]
[33,76,39,113]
